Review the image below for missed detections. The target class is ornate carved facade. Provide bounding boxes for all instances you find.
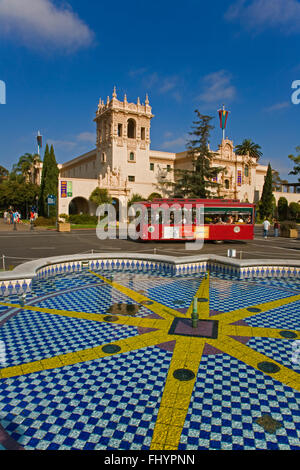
[30,89,271,216]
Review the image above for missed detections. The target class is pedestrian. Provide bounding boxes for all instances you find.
[30,210,35,230]
[263,218,271,239]
[3,210,8,224]
[274,219,280,237]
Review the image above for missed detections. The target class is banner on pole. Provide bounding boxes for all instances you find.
[37,132,42,148]
[218,108,229,130]
[67,181,73,197]
[61,181,67,198]
[237,170,242,186]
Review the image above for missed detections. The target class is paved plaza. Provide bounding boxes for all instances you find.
[0,220,300,269]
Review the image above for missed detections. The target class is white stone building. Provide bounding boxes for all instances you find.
[33,89,281,217]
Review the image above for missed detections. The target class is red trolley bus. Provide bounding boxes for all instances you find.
[136,199,255,242]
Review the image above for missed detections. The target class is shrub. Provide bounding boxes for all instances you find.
[59,213,69,222]
[280,220,298,231]
[278,197,288,221]
[68,214,98,225]
[148,192,162,201]
[34,216,56,226]
[288,202,300,221]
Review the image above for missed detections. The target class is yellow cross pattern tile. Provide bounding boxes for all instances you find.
[0,270,299,450]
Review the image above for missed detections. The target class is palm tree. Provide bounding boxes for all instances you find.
[128,193,145,207]
[11,153,41,182]
[235,139,263,160]
[89,188,112,206]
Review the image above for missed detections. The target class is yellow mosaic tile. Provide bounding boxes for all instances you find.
[150,423,169,445]
[170,409,188,428]
[58,352,82,366]
[21,361,43,375]
[40,357,63,370]
[165,425,183,446]
[0,365,23,379]
[156,407,173,425]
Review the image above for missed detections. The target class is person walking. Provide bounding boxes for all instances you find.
[263,218,271,239]
[274,219,280,237]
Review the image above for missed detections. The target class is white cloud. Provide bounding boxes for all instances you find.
[0,0,94,52]
[47,139,77,150]
[164,131,174,138]
[263,101,291,112]
[128,67,148,78]
[197,70,236,105]
[131,69,183,101]
[161,136,187,150]
[159,77,178,94]
[76,132,95,143]
[225,0,300,34]
[47,130,95,150]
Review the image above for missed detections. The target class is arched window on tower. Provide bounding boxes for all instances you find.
[244,165,249,178]
[127,119,136,139]
[225,179,230,190]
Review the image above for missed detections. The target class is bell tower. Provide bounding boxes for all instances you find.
[94,88,154,182]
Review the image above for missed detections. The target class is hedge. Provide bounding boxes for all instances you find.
[68,214,98,225]
[34,217,56,226]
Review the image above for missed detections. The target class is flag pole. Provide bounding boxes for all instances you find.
[37,131,42,156]
[222,105,225,141]
[218,105,230,142]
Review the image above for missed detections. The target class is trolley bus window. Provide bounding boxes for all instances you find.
[204,209,253,225]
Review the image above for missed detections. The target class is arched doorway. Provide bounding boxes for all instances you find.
[69,197,89,215]
[112,198,120,221]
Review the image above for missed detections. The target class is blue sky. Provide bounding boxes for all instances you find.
[0,0,300,179]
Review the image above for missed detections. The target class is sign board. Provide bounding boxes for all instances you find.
[67,181,73,197]
[61,181,67,198]
[47,195,56,206]
[61,181,72,198]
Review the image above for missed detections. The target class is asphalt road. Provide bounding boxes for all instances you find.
[0,224,300,269]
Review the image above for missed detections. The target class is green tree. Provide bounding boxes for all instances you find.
[272,195,277,219]
[11,153,41,183]
[38,144,59,217]
[148,192,162,201]
[272,169,288,191]
[277,196,288,221]
[171,111,223,198]
[128,193,144,206]
[89,188,112,206]
[288,146,300,181]
[259,163,273,219]
[289,202,300,221]
[235,139,263,160]
[0,165,9,183]
[0,180,39,216]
